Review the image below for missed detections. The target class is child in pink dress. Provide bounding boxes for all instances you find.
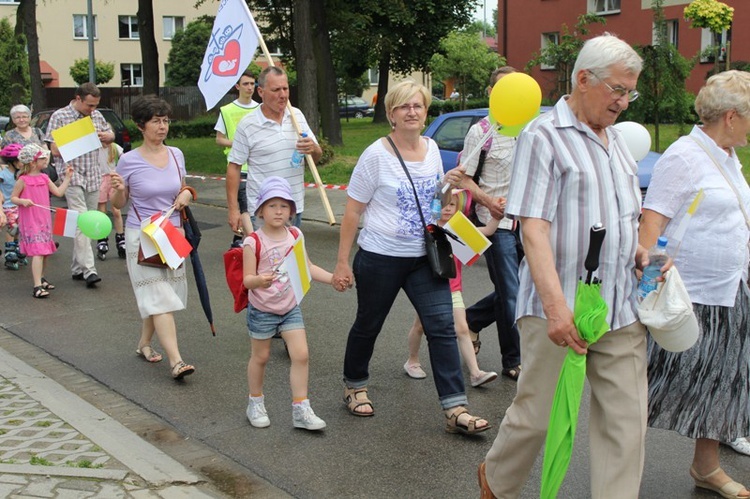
[10,143,72,298]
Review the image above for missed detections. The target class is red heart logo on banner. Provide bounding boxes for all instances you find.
[211,39,241,77]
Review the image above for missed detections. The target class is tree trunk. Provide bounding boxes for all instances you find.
[372,53,391,124]
[293,0,319,136]
[313,0,342,146]
[10,1,27,106]
[25,0,44,110]
[137,0,159,95]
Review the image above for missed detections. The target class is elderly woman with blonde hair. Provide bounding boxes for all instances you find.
[641,70,750,498]
[332,80,490,435]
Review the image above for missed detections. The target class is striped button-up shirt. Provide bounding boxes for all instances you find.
[506,97,641,331]
[45,103,111,192]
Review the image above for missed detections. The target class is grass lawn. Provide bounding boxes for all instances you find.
[167,119,750,185]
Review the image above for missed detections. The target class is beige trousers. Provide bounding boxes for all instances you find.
[484,316,648,498]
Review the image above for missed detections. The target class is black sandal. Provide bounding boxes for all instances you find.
[33,286,49,299]
[470,330,481,355]
[40,277,55,290]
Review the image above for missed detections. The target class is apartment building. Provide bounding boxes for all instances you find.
[0,0,217,87]
[496,0,748,96]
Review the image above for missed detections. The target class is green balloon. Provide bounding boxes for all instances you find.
[77,210,112,240]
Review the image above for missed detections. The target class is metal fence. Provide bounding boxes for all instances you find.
[42,87,237,121]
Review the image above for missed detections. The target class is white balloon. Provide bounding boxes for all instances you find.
[613,121,651,162]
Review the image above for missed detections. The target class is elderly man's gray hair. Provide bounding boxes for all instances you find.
[571,33,642,89]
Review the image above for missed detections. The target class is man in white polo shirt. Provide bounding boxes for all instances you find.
[216,69,259,246]
[226,66,322,231]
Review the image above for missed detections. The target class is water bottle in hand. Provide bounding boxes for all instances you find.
[290,132,308,169]
[637,236,669,301]
[430,175,443,223]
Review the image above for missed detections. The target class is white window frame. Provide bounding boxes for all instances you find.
[162,16,184,40]
[73,14,97,40]
[540,32,559,70]
[368,68,379,86]
[121,63,143,86]
[589,0,620,15]
[700,28,727,63]
[652,19,678,46]
[119,15,139,40]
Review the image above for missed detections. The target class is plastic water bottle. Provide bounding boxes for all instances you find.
[430,175,443,223]
[290,132,307,168]
[637,236,669,301]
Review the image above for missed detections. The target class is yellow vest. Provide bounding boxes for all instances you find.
[220,101,258,173]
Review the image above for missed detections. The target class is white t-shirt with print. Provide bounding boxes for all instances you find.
[347,137,442,258]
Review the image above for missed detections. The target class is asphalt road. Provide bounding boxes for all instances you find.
[0,183,744,498]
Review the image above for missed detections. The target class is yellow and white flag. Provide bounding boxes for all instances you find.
[443,212,492,266]
[50,116,102,163]
[281,237,311,305]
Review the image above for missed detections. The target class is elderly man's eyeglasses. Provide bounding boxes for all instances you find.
[588,71,639,103]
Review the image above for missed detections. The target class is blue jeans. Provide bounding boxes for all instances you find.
[466,228,521,369]
[343,249,467,409]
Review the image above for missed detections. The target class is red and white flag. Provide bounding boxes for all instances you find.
[143,216,192,270]
[198,0,261,110]
[52,208,79,238]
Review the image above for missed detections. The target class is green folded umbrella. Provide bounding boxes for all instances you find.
[540,281,609,499]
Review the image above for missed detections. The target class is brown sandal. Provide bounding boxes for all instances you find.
[445,406,491,435]
[136,345,163,363]
[344,387,374,417]
[171,361,195,380]
[470,330,481,355]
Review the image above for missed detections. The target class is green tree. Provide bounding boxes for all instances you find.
[430,31,504,109]
[629,0,694,146]
[525,13,605,99]
[69,58,114,85]
[165,16,213,87]
[684,0,734,73]
[0,18,29,112]
[14,0,43,110]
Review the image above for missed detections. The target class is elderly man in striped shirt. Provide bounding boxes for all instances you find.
[478,33,651,499]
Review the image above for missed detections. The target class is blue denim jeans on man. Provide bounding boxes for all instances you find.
[343,249,467,410]
[466,228,521,369]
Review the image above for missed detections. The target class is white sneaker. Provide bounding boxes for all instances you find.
[727,437,750,456]
[292,400,326,431]
[246,396,270,428]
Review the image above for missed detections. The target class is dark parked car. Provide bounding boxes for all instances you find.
[339,96,374,119]
[0,116,9,132]
[423,108,659,197]
[30,108,132,152]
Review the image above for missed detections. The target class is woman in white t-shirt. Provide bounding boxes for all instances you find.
[332,81,490,435]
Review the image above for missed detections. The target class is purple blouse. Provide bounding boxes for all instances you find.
[117,146,185,229]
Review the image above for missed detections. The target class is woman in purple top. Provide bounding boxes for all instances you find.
[111,95,197,381]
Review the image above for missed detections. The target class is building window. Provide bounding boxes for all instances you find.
[368,68,379,86]
[540,32,559,70]
[700,28,727,63]
[652,19,678,46]
[121,64,143,86]
[162,16,184,40]
[119,15,139,39]
[589,0,620,15]
[73,14,97,39]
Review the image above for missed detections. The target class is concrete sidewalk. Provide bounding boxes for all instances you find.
[0,326,290,499]
[0,329,226,498]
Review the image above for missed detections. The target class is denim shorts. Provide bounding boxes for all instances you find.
[246,304,304,340]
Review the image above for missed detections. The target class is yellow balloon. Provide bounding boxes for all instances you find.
[489,73,542,126]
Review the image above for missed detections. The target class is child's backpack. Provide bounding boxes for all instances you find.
[223,227,300,313]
